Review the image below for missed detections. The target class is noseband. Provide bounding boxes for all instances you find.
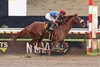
[80,19,84,23]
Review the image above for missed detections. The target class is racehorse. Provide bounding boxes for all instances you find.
[51,14,86,51]
[12,14,86,52]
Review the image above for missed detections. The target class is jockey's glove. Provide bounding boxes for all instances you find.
[61,20,64,23]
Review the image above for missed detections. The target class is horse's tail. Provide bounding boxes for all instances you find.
[11,28,28,44]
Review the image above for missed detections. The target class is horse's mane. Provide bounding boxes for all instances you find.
[64,15,73,22]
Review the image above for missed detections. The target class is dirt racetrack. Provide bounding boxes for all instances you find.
[0,54,100,67]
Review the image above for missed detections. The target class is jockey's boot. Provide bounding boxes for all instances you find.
[49,31,53,40]
[49,23,56,30]
[49,23,56,40]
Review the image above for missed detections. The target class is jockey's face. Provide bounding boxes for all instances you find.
[61,13,65,17]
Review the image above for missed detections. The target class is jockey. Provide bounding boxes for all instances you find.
[45,9,66,30]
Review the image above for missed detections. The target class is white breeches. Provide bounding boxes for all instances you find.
[45,13,56,23]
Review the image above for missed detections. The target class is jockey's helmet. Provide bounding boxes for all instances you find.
[60,9,66,15]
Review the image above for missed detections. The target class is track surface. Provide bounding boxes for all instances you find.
[0,54,100,67]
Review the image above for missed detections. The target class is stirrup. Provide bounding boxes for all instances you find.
[49,32,53,40]
[49,27,54,30]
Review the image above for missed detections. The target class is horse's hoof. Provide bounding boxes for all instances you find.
[51,48,55,51]
[63,48,68,54]
[47,50,51,56]
[47,52,51,56]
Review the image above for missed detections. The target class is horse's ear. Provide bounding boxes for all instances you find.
[74,14,77,16]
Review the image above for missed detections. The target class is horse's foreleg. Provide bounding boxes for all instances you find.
[61,40,68,48]
[52,41,58,51]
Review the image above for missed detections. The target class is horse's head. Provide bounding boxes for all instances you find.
[72,14,86,27]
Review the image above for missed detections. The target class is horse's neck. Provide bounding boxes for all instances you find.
[63,17,74,32]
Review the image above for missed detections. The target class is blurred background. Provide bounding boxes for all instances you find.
[27,0,100,16]
[0,0,100,28]
[0,0,8,16]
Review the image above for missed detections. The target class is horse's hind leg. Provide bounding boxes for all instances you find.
[37,36,43,48]
[29,39,37,46]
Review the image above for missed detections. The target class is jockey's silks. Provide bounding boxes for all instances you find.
[49,11,60,18]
